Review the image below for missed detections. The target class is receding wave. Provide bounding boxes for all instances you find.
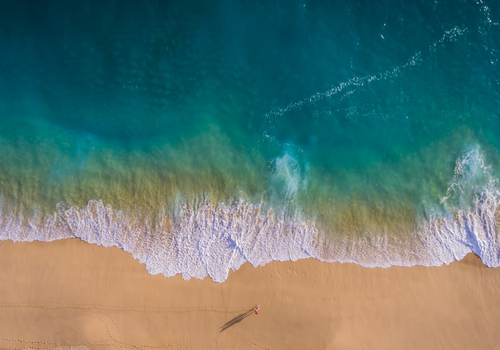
[1,147,499,282]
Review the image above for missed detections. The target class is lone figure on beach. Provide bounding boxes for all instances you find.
[255,305,260,314]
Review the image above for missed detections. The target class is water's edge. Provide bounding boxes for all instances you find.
[1,191,498,283]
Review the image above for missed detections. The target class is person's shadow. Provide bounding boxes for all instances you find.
[219,307,257,332]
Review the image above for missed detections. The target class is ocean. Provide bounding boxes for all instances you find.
[0,0,499,281]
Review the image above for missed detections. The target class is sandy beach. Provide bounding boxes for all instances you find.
[0,239,499,350]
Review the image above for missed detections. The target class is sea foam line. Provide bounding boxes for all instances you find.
[278,26,467,116]
[0,147,499,282]
[262,26,467,144]
[0,187,499,282]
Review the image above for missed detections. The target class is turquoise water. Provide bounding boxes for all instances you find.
[1,0,500,281]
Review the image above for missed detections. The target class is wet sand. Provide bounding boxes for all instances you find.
[0,239,499,350]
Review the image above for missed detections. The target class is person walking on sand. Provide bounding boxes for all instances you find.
[255,305,260,314]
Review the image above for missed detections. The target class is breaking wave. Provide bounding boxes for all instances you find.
[0,147,499,282]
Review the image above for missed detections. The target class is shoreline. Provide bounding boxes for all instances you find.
[0,239,499,350]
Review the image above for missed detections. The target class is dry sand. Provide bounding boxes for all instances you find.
[0,239,499,350]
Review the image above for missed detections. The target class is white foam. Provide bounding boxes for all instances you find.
[1,147,500,281]
[423,145,500,267]
[0,193,498,283]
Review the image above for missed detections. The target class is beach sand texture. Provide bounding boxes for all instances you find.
[0,239,499,350]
